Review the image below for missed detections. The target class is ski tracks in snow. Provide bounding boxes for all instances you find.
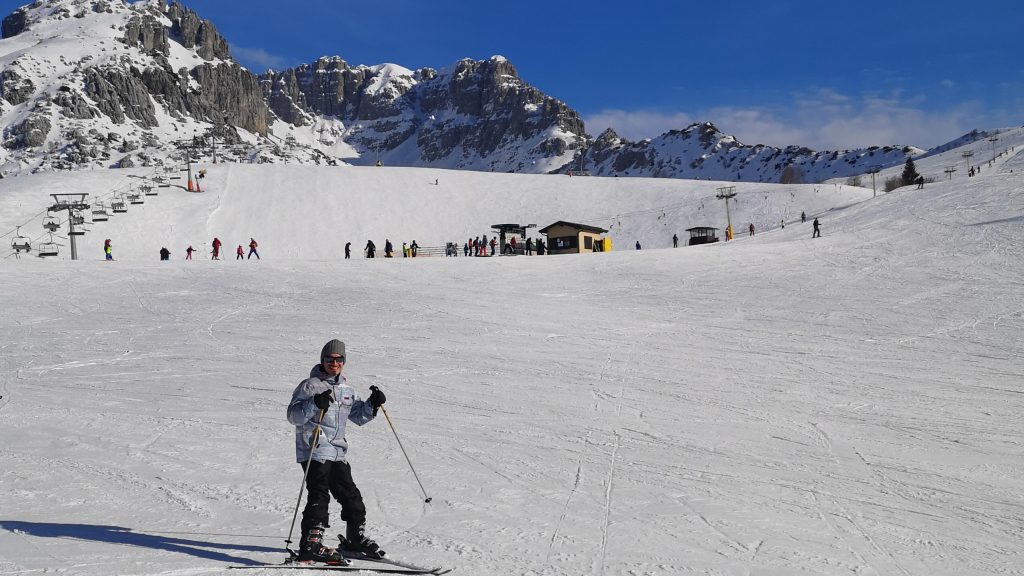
[809,422,913,576]
[545,429,590,563]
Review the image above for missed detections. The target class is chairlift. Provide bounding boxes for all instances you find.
[112,196,128,213]
[69,211,87,236]
[38,234,59,257]
[142,183,157,196]
[92,201,109,222]
[128,191,144,205]
[43,215,60,232]
[11,226,31,253]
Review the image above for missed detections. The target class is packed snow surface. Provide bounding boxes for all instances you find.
[0,148,1022,575]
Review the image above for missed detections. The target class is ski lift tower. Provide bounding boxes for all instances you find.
[866,165,881,197]
[49,193,90,260]
[961,151,974,175]
[175,138,199,191]
[715,185,737,240]
[490,223,537,254]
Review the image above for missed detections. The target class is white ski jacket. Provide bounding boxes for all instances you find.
[287,365,376,463]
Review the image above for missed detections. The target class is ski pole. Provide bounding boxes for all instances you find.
[285,407,326,550]
[371,386,432,504]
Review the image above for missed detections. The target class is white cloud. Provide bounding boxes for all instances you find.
[231,46,290,72]
[585,90,1007,151]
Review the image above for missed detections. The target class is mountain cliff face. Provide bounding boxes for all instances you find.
[0,0,942,182]
[259,55,586,172]
[584,122,923,183]
[0,0,278,174]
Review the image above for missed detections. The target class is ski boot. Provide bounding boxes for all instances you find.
[298,523,346,565]
[339,521,386,559]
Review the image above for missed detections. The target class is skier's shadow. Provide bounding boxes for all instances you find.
[0,520,279,565]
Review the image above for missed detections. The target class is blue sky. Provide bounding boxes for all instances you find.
[5,0,1023,150]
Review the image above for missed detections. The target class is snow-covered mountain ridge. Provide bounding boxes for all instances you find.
[0,0,1014,182]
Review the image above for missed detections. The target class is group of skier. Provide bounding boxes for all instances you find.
[101,238,261,261]
[182,238,260,260]
[669,211,822,248]
[204,237,260,260]
[340,236,549,259]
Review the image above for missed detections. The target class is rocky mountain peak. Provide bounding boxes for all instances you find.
[0,1,941,182]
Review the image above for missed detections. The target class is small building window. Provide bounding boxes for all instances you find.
[552,236,578,250]
[584,236,593,250]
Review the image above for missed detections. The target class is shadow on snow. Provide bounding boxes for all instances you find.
[0,520,280,565]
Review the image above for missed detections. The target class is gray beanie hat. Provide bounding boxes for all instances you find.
[321,339,346,360]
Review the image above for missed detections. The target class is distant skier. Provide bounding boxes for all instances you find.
[104,239,113,261]
[410,240,419,257]
[812,218,821,238]
[248,238,260,260]
[801,211,806,223]
[635,241,641,250]
[159,247,170,261]
[749,223,755,237]
[344,242,351,260]
[526,237,534,255]
[489,237,496,256]
[384,239,394,258]
[186,245,195,260]
[365,239,376,258]
[672,233,678,248]
[915,175,925,189]
[536,238,546,255]
[287,339,387,563]
[211,237,222,260]
[236,245,244,260]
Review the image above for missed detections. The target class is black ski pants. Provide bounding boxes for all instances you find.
[300,459,366,531]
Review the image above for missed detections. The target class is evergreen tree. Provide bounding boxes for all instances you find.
[901,158,921,186]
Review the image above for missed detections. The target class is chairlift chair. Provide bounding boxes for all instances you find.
[11,226,31,253]
[38,235,59,257]
[92,201,109,222]
[42,215,60,232]
[128,191,144,205]
[112,196,128,213]
[142,183,157,196]
[68,211,87,236]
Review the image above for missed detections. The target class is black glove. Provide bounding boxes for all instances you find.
[368,386,386,412]
[313,389,334,411]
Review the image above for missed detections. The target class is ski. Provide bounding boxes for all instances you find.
[339,551,451,575]
[228,562,438,574]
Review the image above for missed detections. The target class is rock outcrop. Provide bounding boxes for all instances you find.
[261,56,587,171]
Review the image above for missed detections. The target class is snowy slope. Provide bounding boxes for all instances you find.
[0,163,872,262]
[0,146,1023,574]
[825,125,1024,190]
